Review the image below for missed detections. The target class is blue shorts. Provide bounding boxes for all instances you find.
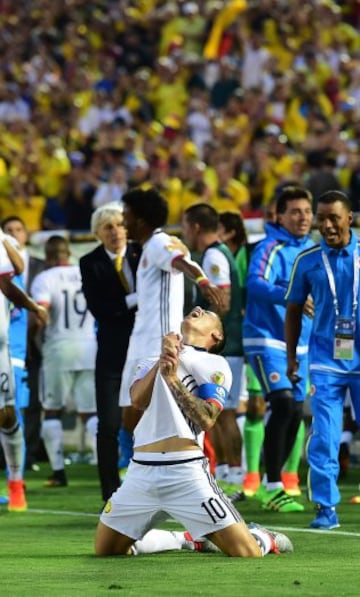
[245,350,308,402]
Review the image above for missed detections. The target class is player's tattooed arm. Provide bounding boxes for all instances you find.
[164,376,221,431]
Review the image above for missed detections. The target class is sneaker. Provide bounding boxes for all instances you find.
[242,472,261,497]
[350,496,360,504]
[8,480,27,512]
[261,488,304,513]
[183,531,221,553]
[44,472,67,488]
[229,489,246,503]
[248,522,294,554]
[281,472,301,496]
[310,505,340,529]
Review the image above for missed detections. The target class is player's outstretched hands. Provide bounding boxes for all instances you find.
[160,332,182,378]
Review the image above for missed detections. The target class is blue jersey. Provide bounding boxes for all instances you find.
[243,222,314,354]
[286,230,360,375]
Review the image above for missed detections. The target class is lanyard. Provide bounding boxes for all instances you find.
[321,249,359,319]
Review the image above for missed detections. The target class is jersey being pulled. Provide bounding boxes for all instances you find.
[126,229,185,360]
[30,265,96,370]
[132,345,232,449]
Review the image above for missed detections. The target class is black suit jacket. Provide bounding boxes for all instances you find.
[79,242,141,374]
[27,255,46,293]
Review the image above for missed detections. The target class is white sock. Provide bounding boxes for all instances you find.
[0,422,24,481]
[341,430,353,445]
[249,527,272,556]
[41,419,64,471]
[226,466,244,485]
[215,464,229,481]
[85,415,98,462]
[236,413,247,472]
[133,530,183,555]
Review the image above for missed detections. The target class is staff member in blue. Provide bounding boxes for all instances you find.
[286,189,360,530]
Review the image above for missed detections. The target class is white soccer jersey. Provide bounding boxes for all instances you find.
[202,247,231,287]
[30,265,97,371]
[126,230,185,360]
[132,345,232,448]
[0,240,14,345]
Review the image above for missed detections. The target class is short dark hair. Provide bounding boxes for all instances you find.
[317,190,352,211]
[45,235,69,260]
[1,215,26,229]
[276,186,313,214]
[184,203,219,232]
[122,187,168,229]
[219,211,248,246]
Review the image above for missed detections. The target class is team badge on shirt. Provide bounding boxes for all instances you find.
[269,371,280,383]
[210,264,220,277]
[141,257,148,268]
[103,500,112,514]
[211,371,225,385]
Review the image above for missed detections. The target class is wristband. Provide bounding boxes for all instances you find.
[195,275,210,287]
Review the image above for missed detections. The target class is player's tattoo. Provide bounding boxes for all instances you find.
[165,377,219,429]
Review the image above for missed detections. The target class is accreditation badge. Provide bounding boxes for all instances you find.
[333,317,355,360]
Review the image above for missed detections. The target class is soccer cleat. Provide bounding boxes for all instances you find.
[261,488,304,513]
[8,480,27,512]
[350,496,360,504]
[248,522,294,554]
[183,531,221,553]
[44,472,68,488]
[281,472,301,496]
[310,505,340,529]
[242,472,261,497]
[229,489,246,503]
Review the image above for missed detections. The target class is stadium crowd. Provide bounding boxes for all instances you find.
[1,0,360,535]
[1,0,360,231]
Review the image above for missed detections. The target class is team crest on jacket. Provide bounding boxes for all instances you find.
[211,371,225,385]
[269,371,280,383]
[141,257,148,268]
[210,264,220,276]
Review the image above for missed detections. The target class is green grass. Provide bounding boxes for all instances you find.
[1,463,360,596]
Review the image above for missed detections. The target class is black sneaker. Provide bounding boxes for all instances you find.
[44,471,68,488]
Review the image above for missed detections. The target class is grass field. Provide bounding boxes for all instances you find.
[1,462,360,597]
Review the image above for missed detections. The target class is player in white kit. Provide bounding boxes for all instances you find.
[0,228,47,510]
[96,307,293,558]
[30,236,98,487]
[119,187,225,410]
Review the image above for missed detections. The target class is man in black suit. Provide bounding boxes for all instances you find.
[80,203,141,502]
[1,216,46,470]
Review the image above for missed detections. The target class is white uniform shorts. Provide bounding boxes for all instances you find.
[100,451,242,540]
[0,343,14,409]
[39,366,96,413]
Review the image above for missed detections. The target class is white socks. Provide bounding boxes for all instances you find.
[0,422,24,480]
[85,415,98,463]
[41,419,64,471]
[248,527,272,556]
[215,463,229,481]
[132,530,184,555]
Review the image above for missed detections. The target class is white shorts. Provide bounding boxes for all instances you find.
[119,357,142,407]
[100,451,242,540]
[0,342,14,409]
[225,356,248,409]
[39,366,96,412]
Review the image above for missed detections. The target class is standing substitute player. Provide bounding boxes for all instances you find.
[31,236,98,487]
